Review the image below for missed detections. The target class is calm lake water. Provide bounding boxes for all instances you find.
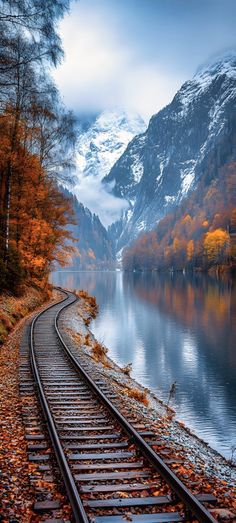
[51,270,236,460]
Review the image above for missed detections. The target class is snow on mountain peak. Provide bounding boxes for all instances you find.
[105,53,236,252]
[177,50,236,116]
[72,109,146,227]
[75,108,146,181]
[195,49,236,80]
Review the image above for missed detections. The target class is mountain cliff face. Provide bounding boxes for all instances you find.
[74,109,146,183]
[62,110,145,268]
[104,52,236,252]
[62,188,115,269]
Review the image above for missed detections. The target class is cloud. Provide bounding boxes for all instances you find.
[53,0,236,121]
[74,175,129,227]
[53,0,236,226]
[52,5,182,120]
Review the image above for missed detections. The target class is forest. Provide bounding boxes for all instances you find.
[123,161,236,272]
[0,0,76,294]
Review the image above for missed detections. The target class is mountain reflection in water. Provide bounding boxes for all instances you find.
[51,270,236,459]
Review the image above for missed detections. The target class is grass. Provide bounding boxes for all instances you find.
[124,387,149,406]
[68,330,82,346]
[76,290,98,319]
[0,287,46,345]
[84,334,90,346]
[74,289,99,329]
[121,363,132,376]
[92,341,108,364]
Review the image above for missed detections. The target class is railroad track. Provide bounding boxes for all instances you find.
[29,289,218,523]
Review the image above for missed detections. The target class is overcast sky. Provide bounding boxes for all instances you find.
[53,0,236,120]
[53,0,236,226]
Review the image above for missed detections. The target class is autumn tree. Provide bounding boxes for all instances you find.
[123,162,236,273]
[204,229,230,266]
[0,0,78,293]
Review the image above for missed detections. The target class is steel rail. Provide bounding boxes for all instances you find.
[55,290,217,523]
[30,291,89,523]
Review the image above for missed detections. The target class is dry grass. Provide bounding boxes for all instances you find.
[163,411,175,422]
[122,362,132,376]
[92,341,108,364]
[76,289,88,299]
[68,330,82,346]
[84,334,90,346]
[124,387,149,406]
[76,290,98,319]
[0,287,46,345]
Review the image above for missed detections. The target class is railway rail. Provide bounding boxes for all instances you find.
[29,289,218,523]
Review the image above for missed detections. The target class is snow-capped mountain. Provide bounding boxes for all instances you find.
[74,108,146,183]
[71,109,146,227]
[104,51,236,252]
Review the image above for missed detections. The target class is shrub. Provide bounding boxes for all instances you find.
[125,387,149,406]
[92,341,108,364]
[84,334,90,346]
[77,290,98,318]
[122,363,132,376]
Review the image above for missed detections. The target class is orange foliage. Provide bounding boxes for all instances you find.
[0,112,75,290]
[204,229,230,264]
[123,162,236,272]
[187,240,194,261]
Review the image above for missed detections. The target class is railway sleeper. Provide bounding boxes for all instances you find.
[29,291,219,523]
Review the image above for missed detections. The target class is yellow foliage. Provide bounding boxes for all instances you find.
[0,111,75,291]
[187,240,194,261]
[204,229,230,263]
[173,237,180,253]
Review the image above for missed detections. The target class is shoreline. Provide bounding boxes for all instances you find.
[59,291,236,489]
[0,288,235,520]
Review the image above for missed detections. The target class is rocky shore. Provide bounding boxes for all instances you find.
[58,290,236,520]
[0,288,235,521]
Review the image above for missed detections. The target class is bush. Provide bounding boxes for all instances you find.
[77,290,98,318]
[122,363,132,376]
[92,341,108,364]
[84,334,90,346]
[125,387,149,406]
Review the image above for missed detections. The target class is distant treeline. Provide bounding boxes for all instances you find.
[0,0,77,294]
[123,162,236,272]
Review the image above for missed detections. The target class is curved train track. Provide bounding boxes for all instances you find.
[29,289,218,523]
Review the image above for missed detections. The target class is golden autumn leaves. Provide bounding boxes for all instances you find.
[123,163,236,271]
[0,112,75,290]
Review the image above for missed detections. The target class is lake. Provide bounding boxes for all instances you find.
[51,270,236,460]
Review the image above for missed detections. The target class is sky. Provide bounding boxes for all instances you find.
[53,0,236,225]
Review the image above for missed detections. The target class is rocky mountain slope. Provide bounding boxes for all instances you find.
[74,109,146,184]
[62,109,146,268]
[104,52,236,252]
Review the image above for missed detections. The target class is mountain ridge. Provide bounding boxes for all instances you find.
[104,52,236,253]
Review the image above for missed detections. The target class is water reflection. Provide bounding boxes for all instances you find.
[51,270,236,458]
